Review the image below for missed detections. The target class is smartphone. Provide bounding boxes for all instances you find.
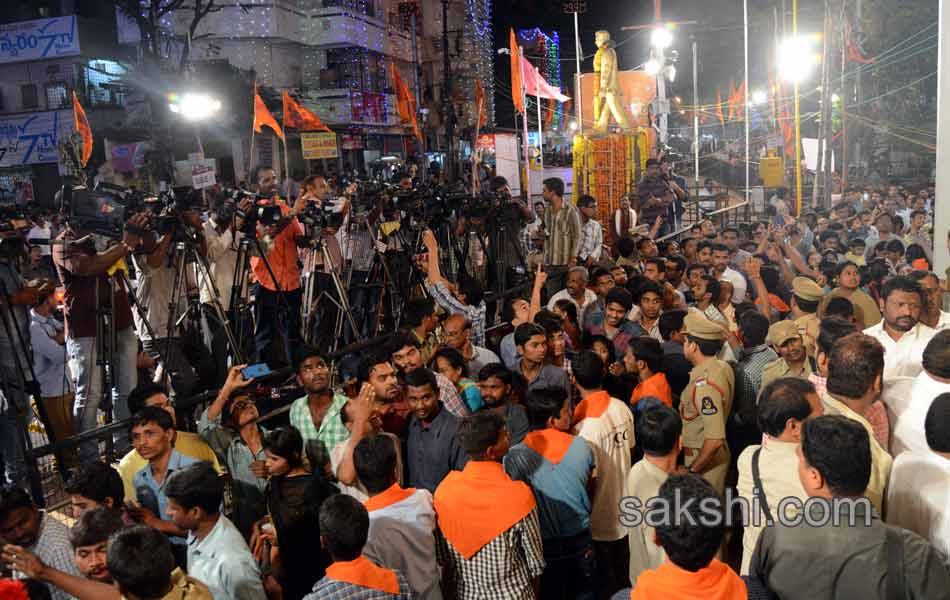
[242,363,272,379]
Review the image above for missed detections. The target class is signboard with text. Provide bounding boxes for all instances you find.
[301,132,339,159]
[0,110,73,167]
[0,16,80,64]
[340,134,363,150]
[475,133,495,151]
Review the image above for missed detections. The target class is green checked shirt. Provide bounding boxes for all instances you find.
[289,392,350,475]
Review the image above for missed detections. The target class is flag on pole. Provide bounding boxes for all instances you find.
[72,91,92,167]
[253,83,284,140]
[510,29,525,114]
[545,97,556,127]
[282,91,330,132]
[845,24,875,64]
[727,79,737,121]
[475,80,486,134]
[716,88,725,125]
[391,62,423,144]
[520,56,570,102]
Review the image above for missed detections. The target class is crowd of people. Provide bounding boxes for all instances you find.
[0,161,947,600]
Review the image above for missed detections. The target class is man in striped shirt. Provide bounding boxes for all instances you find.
[541,177,582,298]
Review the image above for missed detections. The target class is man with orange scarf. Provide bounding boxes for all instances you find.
[434,412,545,599]
[504,387,596,600]
[613,474,747,600]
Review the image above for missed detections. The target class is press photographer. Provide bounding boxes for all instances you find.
[0,221,47,487]
[51,211,149,464]
[248,165,305,369]
[130,200,205,400]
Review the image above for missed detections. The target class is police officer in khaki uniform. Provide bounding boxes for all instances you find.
[760,320,815,395]
[789,276,823,357]
[680,310,734,495]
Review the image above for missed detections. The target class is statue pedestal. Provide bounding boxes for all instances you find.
[572,129,652,226]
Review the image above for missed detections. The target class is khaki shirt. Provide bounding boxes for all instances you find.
[626,459,669,583]
[822,288,883,329]
[679,359,733,463]
[794,313,820,357]
[122,568,214,600]
[821,393,894,515]
[759,357,814,399]
[736,439,809,575]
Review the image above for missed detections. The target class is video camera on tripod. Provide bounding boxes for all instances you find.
[57,182,150,239]
[220,187,283,234]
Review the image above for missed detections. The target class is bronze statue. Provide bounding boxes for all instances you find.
[593,30,631,133]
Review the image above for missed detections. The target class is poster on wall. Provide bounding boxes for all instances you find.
[105,139,151,173]
[0,110,73,168]
[494,133,521,198]
[0,16,81,64]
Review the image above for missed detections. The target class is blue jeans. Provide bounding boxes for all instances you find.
[541,531,596,600]
[67,326,139,462]
[253,284,302,368]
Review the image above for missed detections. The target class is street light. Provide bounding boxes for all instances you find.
[645,59,661,75]
[569,120,578,131]
[778,36,818,83]
[651,25,673,50]
[168,92,222,121]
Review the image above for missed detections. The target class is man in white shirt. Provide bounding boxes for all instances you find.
[165,461,266,600]
[863,275,936,379]
[27,214,53,264]
[711,243,747,303]
[737,377,821,575]
[571,351,634,597]
[576,195,603,266]
[547,266,598,321]
[886,393,950,567]
[910,270,950,331]
[884,330,950,457]
[199,203,244,385]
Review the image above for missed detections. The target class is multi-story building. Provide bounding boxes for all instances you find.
[0,1,128,205]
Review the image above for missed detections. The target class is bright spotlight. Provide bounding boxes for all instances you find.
[569,120,578,131]
[831,93,840,102]
[665,65,676,82]
[778,36,818,83]
[752,90,768,105]
[645,59,661,76]
[168,92,222,121]
[651,26,673,50]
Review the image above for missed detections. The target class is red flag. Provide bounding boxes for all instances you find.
[72,91,92,167]
[520,56,570,101]
[282,91,330,132]
[391,62,423,143]
[253,83,284,140]
[846,24,875,64]
[475,80,486,134]
[716,88,725,125]
[510,29,525,114]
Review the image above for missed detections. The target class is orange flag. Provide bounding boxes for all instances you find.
[475,80,486,133]
[716,88,725,125]
[72,91,92,167]
[253,83,284,140]
[510,29,524,114]
[545,97,556,127]
[282,91,330,132]
[391,62,423,144]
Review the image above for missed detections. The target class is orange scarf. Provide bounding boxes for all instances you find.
[573,390,611,425]
[630,560,747,600]
[326,555,400,594]
[755,293,790,314]
[434,461,535,559]
[522,429,574,464]
[364,483,417,513]
[631,373,672,408]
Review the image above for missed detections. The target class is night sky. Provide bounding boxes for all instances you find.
[491,0,826,129]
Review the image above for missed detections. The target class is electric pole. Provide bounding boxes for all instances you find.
[442,0,455,180]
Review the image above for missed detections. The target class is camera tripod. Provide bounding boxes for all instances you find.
[301,232,363,355]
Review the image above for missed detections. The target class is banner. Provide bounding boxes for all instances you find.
[301,132,338,159]
[341,134,362,150]
[0,110,73,167]
[105,139,150,172]
[0,16,80,64]
[475,133,495,151]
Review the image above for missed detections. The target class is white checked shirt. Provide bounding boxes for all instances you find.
[427,281,487,347]
[578,218,603,262]
[16,512,81,600]
[863,321,936,380]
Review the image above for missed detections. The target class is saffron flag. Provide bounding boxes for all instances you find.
[475,80,486,133]
[72,91,92,167]
[727,79,736,121]
[735,80,746,122]
[253,83,284,141]
[391,62,423,143]
[510,29,525,114]
[716,88,725,125]
[520,56,570,102]
[282,91,330,132]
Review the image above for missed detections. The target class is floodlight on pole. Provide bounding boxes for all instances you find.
[651,26,673,50]
[645,59,661,75]
[778,36,818,83]
[168,92,222,121]
[752,89,768,105]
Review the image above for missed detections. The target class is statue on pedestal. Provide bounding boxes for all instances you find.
[593,30,631,133]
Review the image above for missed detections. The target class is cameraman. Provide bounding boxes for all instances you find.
[0,234,47,486]
[131,209,205,399]
[249,164,305,368]
[52,213,150,463]
[198,197,245,386]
